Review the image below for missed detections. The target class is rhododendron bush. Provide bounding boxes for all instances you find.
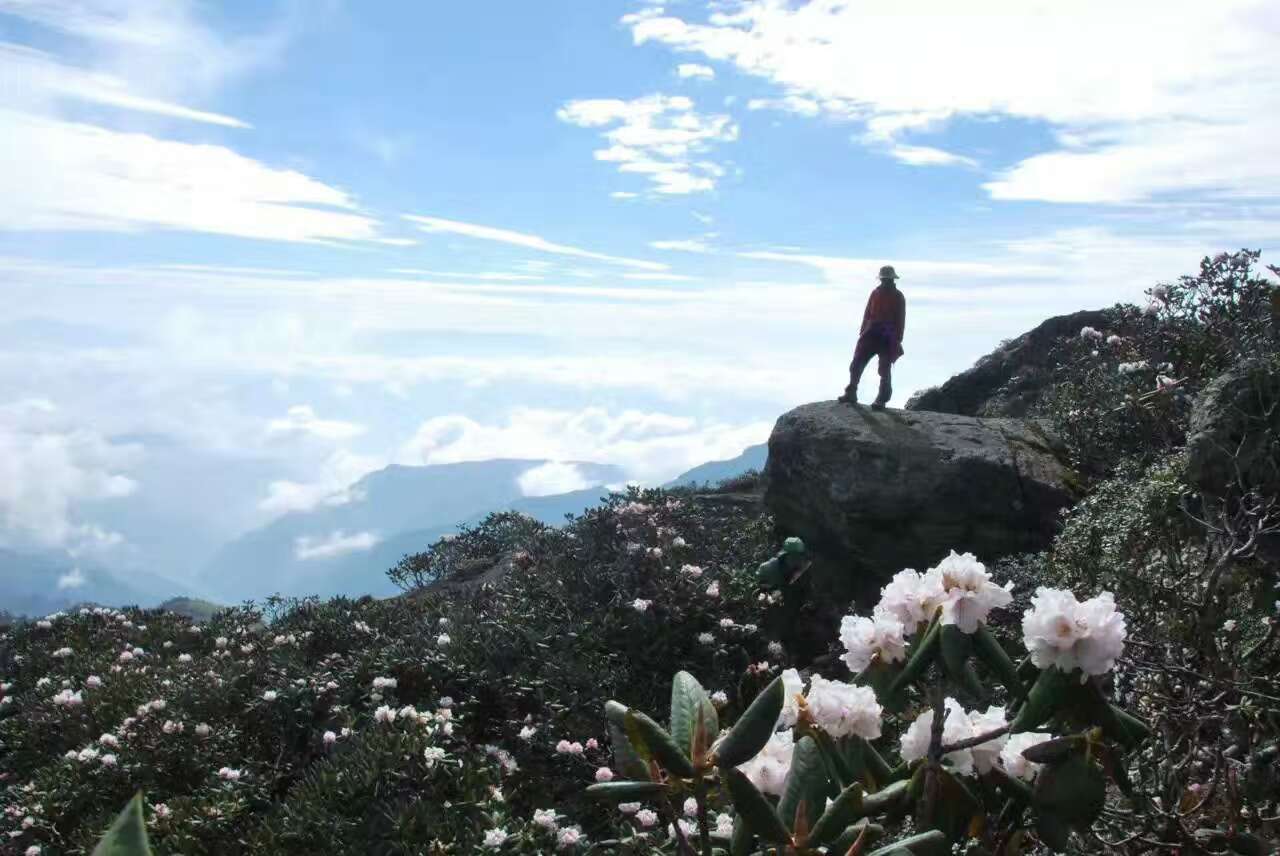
[584,550,1182,854]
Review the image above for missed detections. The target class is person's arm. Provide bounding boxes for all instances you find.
[894,292,906,344]
[860,293,874,335]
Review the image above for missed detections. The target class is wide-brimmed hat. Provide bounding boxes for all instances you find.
[878,265,899,280]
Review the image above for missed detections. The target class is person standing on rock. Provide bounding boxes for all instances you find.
[838,265,906,410]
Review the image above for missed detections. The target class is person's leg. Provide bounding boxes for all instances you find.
[871,350,893,409]
[841,337,874,402]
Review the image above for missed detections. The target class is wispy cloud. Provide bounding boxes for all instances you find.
[676,63,715,80]
[886,144,977,169]
[625,0,1280,198]
[557,94,738,195]
[403,215,668,271]
[650,238,714,253]
[294,530,381,560]
[266,405,365,441]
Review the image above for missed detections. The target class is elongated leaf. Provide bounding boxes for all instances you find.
[860,779,910,817]
[829,820,885,854]
[584,781,669,801]
[605,700,650,780]
[730,813,753,856]
[1020,734,1086,765]
[810,727,857,791]
[865,829,949,856]
[670,671,710,760]
[860,739,896,789]
[972,625,1025,699]
[1010,667,1071,733]
[1033,754,1106,837]
[724,768,790,844]
[625,709,696,778]
[986,765,1034,803]
[780,736,831,834]
[715,674,784,768]
[809,782,864,845]
[92,793,152,856]
[940,625,986,703]
[888,618,941,699]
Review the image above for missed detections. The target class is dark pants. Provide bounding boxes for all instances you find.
[846,333,893,404]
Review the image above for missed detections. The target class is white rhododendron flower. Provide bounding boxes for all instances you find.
[482,828,508,848]
[85,675,102,689]
[217,767,242,782]
[803,676,882,740]
[1000,732,1054,781]
[374,705,396,724]
[594,767,614,782]
[423,746,446,767]
[739,729,794,796]
[1079,326,1103,341]
[262,691,278,702]
[874,569,936,635]
[635,808,659,827]
[697,632,714,645]
[899,698,980,776]
[557,826,583,848]
[680,564,703,578]
[705,582,720,597]
[53,647,73,659]
[683,797,698,817]
[965,706,1009,773]
[1022,587,1127,679]
[711,690,728,705]
[839,612,907,673]
[778,668,805,727]
[519,725,537,740]
[923,551,1013,633]
[533,808,558,829]
[618,802,641,815]
[631,599,652,612]
[436,633,451,647]
[322,730,337,746]
[372,677,397,690]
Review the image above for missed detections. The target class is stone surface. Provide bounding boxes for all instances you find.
[1186,359,1280,497]
[906,309,1112,417]
[764,401,1080,604]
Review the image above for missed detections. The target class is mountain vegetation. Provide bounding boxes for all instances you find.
[1,251,1277,854]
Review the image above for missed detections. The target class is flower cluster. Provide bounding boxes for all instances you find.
[1021,587,1127,678]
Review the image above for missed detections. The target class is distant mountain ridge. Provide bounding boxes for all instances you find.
[0,547,195,618]
[199,459,626,601]
[664,444,767,488]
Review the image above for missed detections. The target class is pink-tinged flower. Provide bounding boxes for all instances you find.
[323,731,337,746]
[631,598,652,612]
[585,737,599,751]
[705,582,720,598]
[153,803,172,820]
[217,767,242,782]
[594,767,614,782]
[556,826,584,848]
[635,809,659,828]
[85,675,102,689]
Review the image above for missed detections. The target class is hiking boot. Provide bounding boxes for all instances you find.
[870,399,887,411]
[836,389,858,405]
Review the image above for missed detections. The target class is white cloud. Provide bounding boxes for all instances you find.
[56,566,86,590]
[398,407,772,485]
[258,449,383,516]
[0,399,137,550]
[557,94,738,195]
[625,0,1280,198]
[516,462,596,497]
[387,269,544,282]
[266,405,366,441]
[676,62,715,80]
[611,191,640,200]
[403,215,668,271]
[650,238,713,253]
[887,145,977,168]
[0,43,248,127]
[294,530,381,561]
[0,110,386,242]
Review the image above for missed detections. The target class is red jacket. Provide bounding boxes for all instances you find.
[860,284,906,359]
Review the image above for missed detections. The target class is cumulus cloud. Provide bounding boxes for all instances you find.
[625,0,1280,198]
[294,530,381,561]
[0,398,137,550]
[403,215,668,271]
[266,405,366,441]
[557,94,738,195]
[57,566,87,590]
[516,462,596,497]
[398,407,772,485]
[258,449,383,516]
[676,63,715,80]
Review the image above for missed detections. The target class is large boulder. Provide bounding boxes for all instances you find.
[906,309,1111,417]
[1187,359,1280,498]
[765,402,1080,605]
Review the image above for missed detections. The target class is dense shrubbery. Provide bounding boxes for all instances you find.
[3,252,1278,854]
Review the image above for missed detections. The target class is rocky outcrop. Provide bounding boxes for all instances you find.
[764,402,1080,604]
[906,309,1112,417]
[1187,359,1280,497]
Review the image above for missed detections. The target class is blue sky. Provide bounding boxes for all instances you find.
[1,0,1277,577]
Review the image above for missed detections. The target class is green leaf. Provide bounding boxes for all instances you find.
[714,674,784,768]
[1011,667,1072,733]
[940,625,986,703]
[860,739,897,789]
[1032,754,1106,848]
[723,768,790,844]
[92,793,152,856]
[670,671,711,760]
[1021,734,1087,765]
[828,819,885,853]
[605,700,650,780]
[865,829,950,856]
[779,736,832,834]
[1035,812,1071,852]
[625,709,696,778]
[782,537,805,555]
[584,781,669,801]
[887,617,941,700]
[972,625,1026,700]
[730,813,753,856]
[860,779,910,818]
[809,781,864,845]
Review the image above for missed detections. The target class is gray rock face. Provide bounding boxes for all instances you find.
[765,402,1080,603]
[906,309,1111,417]
[1187,359,1280,497]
